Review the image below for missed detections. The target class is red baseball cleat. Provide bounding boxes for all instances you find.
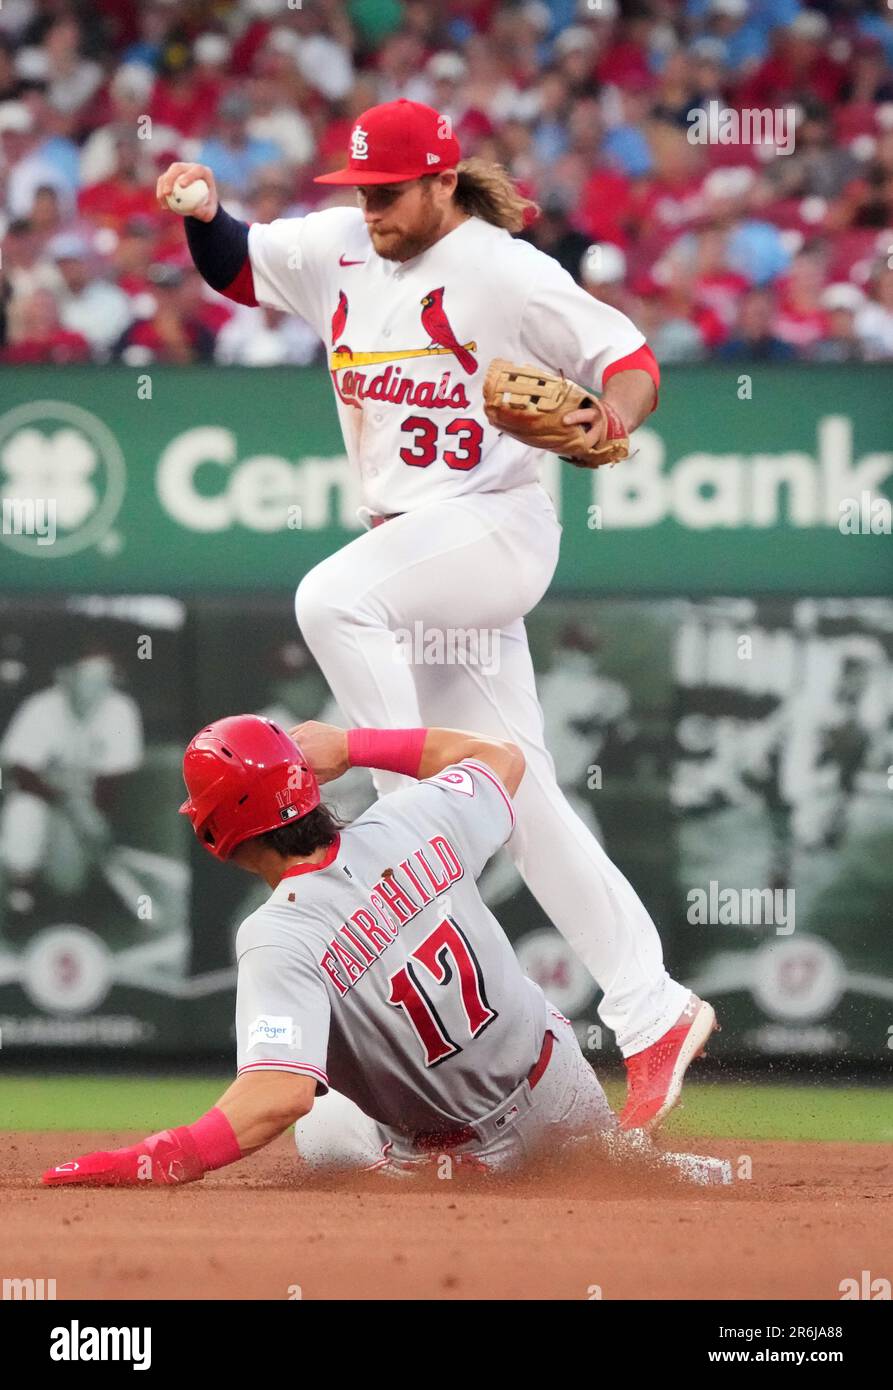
[619,996,718,1133]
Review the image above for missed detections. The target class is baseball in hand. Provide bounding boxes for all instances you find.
[166,177,210,215]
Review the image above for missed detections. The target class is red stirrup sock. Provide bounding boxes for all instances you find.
[346,727,428,778]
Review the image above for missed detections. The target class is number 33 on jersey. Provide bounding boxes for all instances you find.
[246,206,650,515]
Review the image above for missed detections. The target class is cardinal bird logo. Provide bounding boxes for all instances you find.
[420,288,477,375]
[331,290,351,355]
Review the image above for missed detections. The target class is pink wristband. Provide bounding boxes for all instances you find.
[347,727,428,778]
[178,1106,242,1173]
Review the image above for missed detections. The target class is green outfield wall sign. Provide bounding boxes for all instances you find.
[1,365,891,594]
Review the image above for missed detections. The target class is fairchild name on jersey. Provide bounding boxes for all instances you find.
[319,834,464,996]
[334,365,471,411]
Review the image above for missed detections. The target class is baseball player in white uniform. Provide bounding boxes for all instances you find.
[157,98,716,1132]
[43,717,729,1187]
[0,652,144,903]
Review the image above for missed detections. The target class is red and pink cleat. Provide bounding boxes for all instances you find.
[619,996,718,1133]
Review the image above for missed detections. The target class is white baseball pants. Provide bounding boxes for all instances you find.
[294,481,689,1054]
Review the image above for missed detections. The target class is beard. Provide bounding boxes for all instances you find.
[369,192,443,262]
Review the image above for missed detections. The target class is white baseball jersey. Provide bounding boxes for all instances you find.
[247,208,645,513]
[234,759,550,1135]
[1,685,144,780]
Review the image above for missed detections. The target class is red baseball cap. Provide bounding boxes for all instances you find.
[314,99,461,186]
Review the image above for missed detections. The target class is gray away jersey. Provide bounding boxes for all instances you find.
[234,760,549,1135]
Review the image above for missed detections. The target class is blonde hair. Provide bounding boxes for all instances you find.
[453,158,539,233]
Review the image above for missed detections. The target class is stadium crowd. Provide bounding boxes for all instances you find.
[1,0,892,366]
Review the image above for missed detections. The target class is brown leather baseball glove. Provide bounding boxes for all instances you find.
[483,358,629,468]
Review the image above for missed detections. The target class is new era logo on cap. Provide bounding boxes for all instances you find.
[315,99,461,186]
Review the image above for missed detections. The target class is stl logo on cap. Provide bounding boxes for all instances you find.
[351,125,369,160]
[315,100,461,186]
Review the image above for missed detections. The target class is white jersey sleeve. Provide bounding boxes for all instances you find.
[94,692,144,776]
[415,757,516,879]
[0,689,56,770]
[247,206,363,336]
[519,255,646,391]
[235,940,331,1093]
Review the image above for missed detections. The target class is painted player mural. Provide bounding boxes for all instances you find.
[155,98,715,1134]
[0,647,144,913]
[42,717,729,1187]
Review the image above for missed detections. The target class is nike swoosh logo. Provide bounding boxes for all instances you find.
[339,255,365,267]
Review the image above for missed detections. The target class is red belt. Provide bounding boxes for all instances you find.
[370,512,403,528]
[411,1029,555,1153]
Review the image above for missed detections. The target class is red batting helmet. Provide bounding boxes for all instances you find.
[179,715,320,861]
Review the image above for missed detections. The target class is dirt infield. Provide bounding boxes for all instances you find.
[3,1132,890,1300]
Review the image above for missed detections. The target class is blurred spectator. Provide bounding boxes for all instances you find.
[602,79,654,178]
[214,303,321,366]
[150,61,218,143]
[115,262,215,366]
[857,1,893,68]
[855,263,893,358]
[522,188,590,279]
[29,183,64,238]
[0,0,889,364]
[552,25,599,98]
[19,80,81,192]
[290,7,356,104]
[717,288,798,361]
[654,263,727,349]
[739,12,847,108]
[77,129,160,233]
[771,103,859,203]
[1,285,90,362]
[247,172,303,225]
[246,75,315,169]
[0,38,19,103]
[29,16,102,120]
[375,30,432,104]
[1,99,74,219]
[628,123,706,247]
[808,282,869,361]
[1,217,63,307]
[121,0,179,71]
[580,241,632,313]
[196,91,284,197]
[111,216,158,298]
[49,231,132,358]
[774,250,831,349]
[80,65,176,186]
[651,51,708,132]
[701,0,772,73]
[842,35,893,105]
[634,286,708,363]
[426,50,473,131]
[705,168,793,286]
[839,129,893,229]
